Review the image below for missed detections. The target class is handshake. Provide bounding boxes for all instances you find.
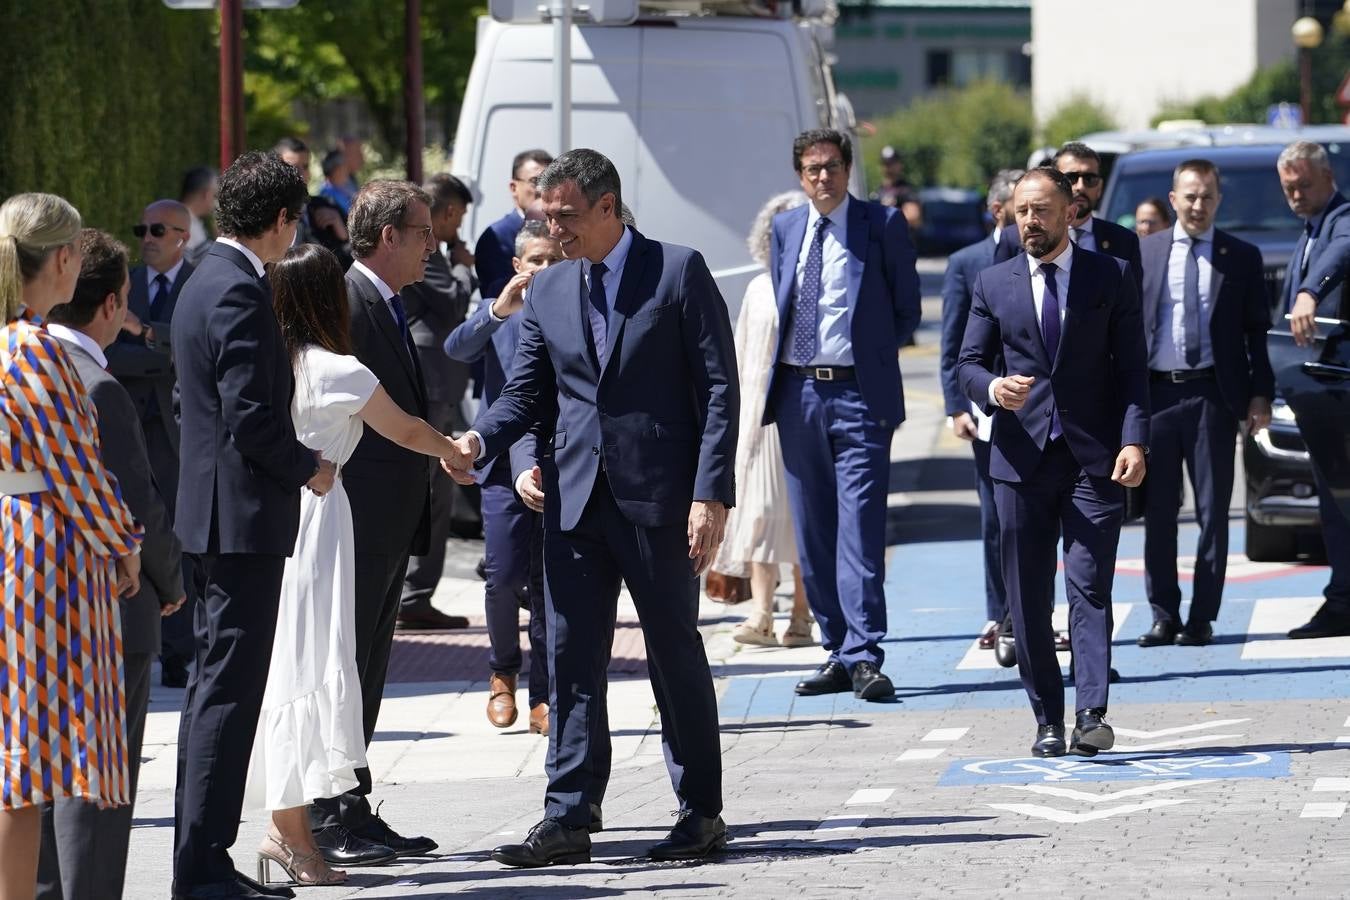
[439,432,482,485]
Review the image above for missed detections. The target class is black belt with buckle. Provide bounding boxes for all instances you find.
[1150,367,1216,383]
[781,364,856,382]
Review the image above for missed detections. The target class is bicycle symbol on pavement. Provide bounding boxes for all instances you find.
[939,750,1291,786]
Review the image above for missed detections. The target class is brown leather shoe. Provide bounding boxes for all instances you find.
[488,673,518,728]
[529,703,549,735]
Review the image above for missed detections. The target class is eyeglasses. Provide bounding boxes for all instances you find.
[1062,171,1102,188]
[802,161,847,178]
[401,224,433,242]
[133,223,188,239]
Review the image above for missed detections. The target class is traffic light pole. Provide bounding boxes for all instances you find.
[552,0,572,154]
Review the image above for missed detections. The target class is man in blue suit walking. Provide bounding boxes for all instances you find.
[446,149,738,866]
[959,168,1149,758]
[765,129,922,701]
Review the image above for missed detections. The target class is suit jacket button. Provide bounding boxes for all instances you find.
[1046,410,1052,417]
[592,446,600,455]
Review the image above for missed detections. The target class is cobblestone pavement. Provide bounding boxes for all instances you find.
[126,269,1350,898]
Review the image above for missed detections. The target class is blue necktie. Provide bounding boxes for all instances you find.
[1041,262,1062,441]
[150,272,171,320]
[1183,237,1202,368]
[790,216,830,366]
[388,293,414,362]
[588,261,609,363]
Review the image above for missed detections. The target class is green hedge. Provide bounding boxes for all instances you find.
[0,1,218,242]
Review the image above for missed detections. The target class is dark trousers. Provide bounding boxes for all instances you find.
[481,466,549,707]
[402,399,457,611]
[312,548,409,828]
[1144,378,1237,628]
[972,438,1008,624]
[173,554,285,888]
[994,439,1123,726]
[36,652,151,900]
[1312,461,1350,615]
[774,373,891,669]
[543,474,721,827]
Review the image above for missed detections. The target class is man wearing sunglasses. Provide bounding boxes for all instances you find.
[993,142,1139,294]
[105,199,197,688]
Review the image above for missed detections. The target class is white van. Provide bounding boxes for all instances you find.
[451,14,861,308]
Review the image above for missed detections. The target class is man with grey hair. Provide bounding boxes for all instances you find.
[310,180,442,864]
[445,148,739,866]
[1277,139,1350,639]
[940,169,1021,650]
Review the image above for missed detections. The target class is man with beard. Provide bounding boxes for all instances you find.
[958,167,1149,758]
[1054,142,1142,291]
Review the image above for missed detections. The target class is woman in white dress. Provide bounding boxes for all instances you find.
[712,191,815,647]
[244,244,460,887]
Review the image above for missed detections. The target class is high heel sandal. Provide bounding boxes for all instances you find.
[257,832,348,887]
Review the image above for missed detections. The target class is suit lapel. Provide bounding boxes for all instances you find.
[600,229,647,383]
[775,207,807,334]
[1011,261,1052,370]
[128,268,150,321]
[352,269,418,386]
[845,197,867,315]
[1056,254,1091,371]
[1207,232,1229,332]
[1142,236,1169,355]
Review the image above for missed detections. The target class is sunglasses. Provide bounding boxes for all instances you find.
[133,223,188,239]
[1062,171,1103,188]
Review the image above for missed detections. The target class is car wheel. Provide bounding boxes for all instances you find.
[1245,515,1298,562]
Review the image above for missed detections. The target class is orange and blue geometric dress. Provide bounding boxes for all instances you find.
[0,310,142,811]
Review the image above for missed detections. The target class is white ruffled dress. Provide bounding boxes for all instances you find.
[244,346,378,811]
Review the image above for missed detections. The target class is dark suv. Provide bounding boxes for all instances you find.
[1098,142,1350,561]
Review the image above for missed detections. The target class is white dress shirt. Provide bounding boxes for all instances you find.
[46,324,107,369]
[146,258,186,310]
[1150,223,1214,371]
[989,241,1074,407]
[785,194,853,366]
[215,237,266,277]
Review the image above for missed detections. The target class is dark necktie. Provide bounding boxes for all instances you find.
[588,261,609,363]
[1299,220,1315,278]
[789,216,830,366]
[1041,262,1062,441]
[388,293,414,362]
[149,272,171,320]
[1183,237,1202,368]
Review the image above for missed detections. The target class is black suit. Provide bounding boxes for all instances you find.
[400,248,475,610]
[170,241,318,890]
[1140,228,1272,630]
[312,264,431,830]
[38,335,184,900]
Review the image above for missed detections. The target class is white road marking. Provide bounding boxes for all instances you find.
[1312,778,1350,792]
[1112,734,1246,752]
[845,788,894,805]
[1242,598,1350,659]
[955,604,1133,670]
[1299,802,1347,819]
[990,798,1191,823]
[1335,736,1350,745]
[922,727,970,742]
[814,815,866,832]
[1113,720,1250,739]
[896,748,946,762]
[1343,715,1350,728]
[1006,779,1213,803]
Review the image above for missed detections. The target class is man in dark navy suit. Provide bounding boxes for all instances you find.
[764,128,922,701]
[1279,139,1350,639]
[958,167,1149,759]
[1136,159,1272,649]
[996,144,1141,299]
[940,169,1022,649]
[475,148,554,303]
[171,150,334,900]
[447,148,738,867]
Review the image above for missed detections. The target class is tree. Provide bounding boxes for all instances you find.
[1041,96,1118,148]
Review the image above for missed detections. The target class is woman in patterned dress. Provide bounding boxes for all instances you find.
[0,193,143,899]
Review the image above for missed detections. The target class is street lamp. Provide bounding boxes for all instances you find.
[1293,15,1324,126]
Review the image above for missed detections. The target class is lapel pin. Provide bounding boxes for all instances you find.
[1101,240,1111,250]
[1220,246,1228,254]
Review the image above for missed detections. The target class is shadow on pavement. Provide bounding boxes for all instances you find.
[886,503,982,545]
[718,718,872,732]
[889,456,977,494]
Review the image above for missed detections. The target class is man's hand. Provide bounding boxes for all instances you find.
[491,272,533,319]
[1246,396,1273,433]
[451,239,475,269]
[161,595,186,617]
[115,553,141,599]
[1112,445,1147,488]
[992,374,1035,410]
[121,308,144,338]
[950,411,978,441]
[1291,291,1319,347]
[307,456,337,496]
[687,500,727,576]
[515,465,545,513]
[441,433,480,485]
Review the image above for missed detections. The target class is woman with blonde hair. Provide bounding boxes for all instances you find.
[0,192,142,899]
[712,191,815,647]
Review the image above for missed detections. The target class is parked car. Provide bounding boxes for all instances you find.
[913,187,984,257]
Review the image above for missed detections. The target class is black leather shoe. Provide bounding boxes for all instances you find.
[648,810,728,861]
[588,802,603,834]
[235,871,294,899]
[172,875,284,899]
[1137,620,1178,647]
[1288,605,1350,639]
[350,805,438,857]
[395,605,470,631]
[161,657,189,688]
[1071,708,1114,756]
[850,662,894,701]
[794,661,851,696]
[1175,622,1213,646]
[994,620,1017,668]
[492,817,591,868]
[1031,724,1066,758]
[312,823,397,867]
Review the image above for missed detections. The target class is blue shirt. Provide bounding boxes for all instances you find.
[786,194,853,366]
[1150,223,1214,371]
